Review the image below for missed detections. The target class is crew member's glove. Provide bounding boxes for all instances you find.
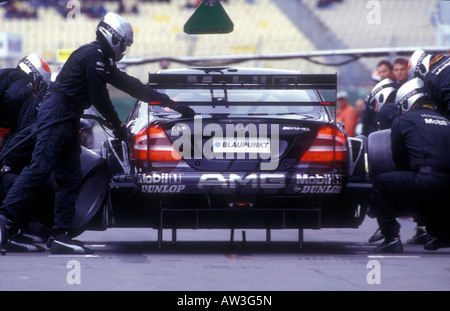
[159,94,195,117]
[161,93,175,105]
[113,121,128,141]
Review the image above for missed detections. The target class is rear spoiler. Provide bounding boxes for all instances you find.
[149,73,336,90]
[148,72,337,106]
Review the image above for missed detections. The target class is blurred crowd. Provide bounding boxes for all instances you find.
[1,0,247,19]
[1,0,172,20]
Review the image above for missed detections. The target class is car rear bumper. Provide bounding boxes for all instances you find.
[110,171,351,195]
[108,171,370,229]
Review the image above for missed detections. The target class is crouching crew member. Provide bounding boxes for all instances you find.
[369,78,450,253]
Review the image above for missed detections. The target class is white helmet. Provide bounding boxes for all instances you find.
[368,78,396,112]
[395,78,428,113]
[96,12,133,62]
[407,49,432,80]
[17,53,51,88]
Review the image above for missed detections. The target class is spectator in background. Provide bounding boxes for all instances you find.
[131,1,140,15]
[118,0,126,14]
[392,58,408,87]
[336,91,359,137]
[185,0,202,9]
[82,0,107,19]
[376,60,394,81]
[118,0,140,15]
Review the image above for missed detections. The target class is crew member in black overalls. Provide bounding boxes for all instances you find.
[0,53,50,149]
[367,78,399,130]
[0,12,173,255]
[0,54,51,253]
[367,78,433,246]
[370,78,450,253]
[408,49,450,119]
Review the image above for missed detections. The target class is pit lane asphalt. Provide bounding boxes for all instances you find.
[1,216,449,291]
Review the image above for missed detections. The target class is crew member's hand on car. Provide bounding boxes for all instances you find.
[113,121,128,141]
[161,93,175,105]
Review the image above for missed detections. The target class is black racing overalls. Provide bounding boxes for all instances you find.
[376,101,400,130]
[424,54,450,119]
[0,41,171,232]
[0,68,34,131]
[370,104,450,240]
[0,68,37,205]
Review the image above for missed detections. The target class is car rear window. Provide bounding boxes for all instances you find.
[150,88,328,120]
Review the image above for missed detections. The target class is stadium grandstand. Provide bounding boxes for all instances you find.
[0,0,445,111]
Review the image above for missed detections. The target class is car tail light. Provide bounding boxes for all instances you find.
[300,125,347,162]
[131,125,181,161]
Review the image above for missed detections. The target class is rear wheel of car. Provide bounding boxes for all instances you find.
[368,129,396,178]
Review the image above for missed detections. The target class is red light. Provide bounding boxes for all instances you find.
[148,101,162,105]
[300,126,347,162]
[230,202,253,207]
[131,125,181,161]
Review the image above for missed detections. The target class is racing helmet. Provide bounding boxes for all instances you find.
[17,53,51,90]
[368,78,396,112]
[395,78,428,113]
[96,12,133,62]
[407,49,432,80]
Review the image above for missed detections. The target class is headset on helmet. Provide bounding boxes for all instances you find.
[407,49,432,80]
[17,53,51,94]
[395,78,429,113]
[96,12,133,62]
[368,78,397,112]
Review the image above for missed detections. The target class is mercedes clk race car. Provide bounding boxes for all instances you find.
[36,67,373,244]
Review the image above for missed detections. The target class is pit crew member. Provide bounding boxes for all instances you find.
[408,49,450,119]
[0,12,173,255]
[369,78,450,253]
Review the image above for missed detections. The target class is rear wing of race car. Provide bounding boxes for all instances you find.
[148,72,337,106]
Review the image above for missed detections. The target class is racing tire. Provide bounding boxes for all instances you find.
[367,129,396,178]
[69,147,109,236]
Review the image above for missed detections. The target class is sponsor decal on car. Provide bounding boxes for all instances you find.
[171,117,280,170]
[212,137,271,154]
[198,173,285,189]
[138,173,182,184]
[293,173,343,194]
[141,185,186,193]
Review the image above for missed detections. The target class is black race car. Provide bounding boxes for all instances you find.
[38,67,373,245]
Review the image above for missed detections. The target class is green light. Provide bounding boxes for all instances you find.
[184,0,234,34]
